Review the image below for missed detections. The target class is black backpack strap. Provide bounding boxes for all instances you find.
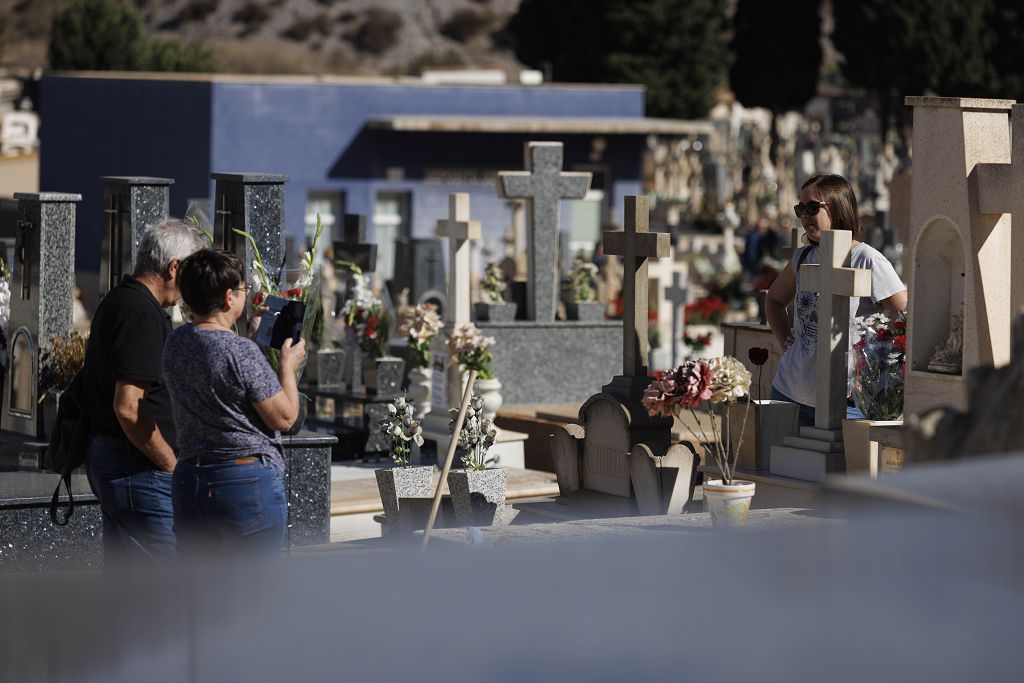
[49,464,75,527]
[795,244,813,270]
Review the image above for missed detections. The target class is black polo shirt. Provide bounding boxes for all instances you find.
[82,276,177,449]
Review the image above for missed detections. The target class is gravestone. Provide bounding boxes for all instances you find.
[770,229,872,483]
[331,213,377,391]
[664,272,689,368]
[902,97,1015,416]
[391,237,446,309]
[550,196,695,516]
[99,176,173,298]
[498,142,591,321]
[2,192,80,438]
[211,172,289,285]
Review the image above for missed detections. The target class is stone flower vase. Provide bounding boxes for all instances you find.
[375,465,434,533]
[316,348,347,388]
[703,479,756,528]
[406,365,432,418]
[374,356,406,400]
[474,301,518,322]
[446,467,507,527]
[474,377,503,422]
[566,300,605,322]
[727,400,800,471]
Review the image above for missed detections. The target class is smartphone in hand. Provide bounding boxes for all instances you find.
[254,295,306,349]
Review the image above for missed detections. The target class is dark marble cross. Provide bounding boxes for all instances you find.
[604,196,670,377]
[334,213,377,274]
[664,271,689,368]
[498,142,591,321]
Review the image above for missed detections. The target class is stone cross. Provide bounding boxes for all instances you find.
[211,172,289,282]
[100,176,173,298]
[334,213,377,274]
[798,229,872,431]
[2,192,81,438]
[664,271,689,368]
[435,193,481,325]
[498,142,591,321]
[603,196,670,377]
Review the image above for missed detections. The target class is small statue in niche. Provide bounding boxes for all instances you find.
[928,314,963,374]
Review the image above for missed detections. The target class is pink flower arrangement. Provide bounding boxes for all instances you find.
[642,359,714,417]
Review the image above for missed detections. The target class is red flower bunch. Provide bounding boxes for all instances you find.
[683,331,712,352]
[641,359,714,417]
[684,296,728,325]
[851,312,907,419]
[283,288,303,300]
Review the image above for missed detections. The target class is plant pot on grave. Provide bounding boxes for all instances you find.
[703,479,756,528]
[446,468,507,527]
[406,365,432,418]
[474,377,503,422]
[474,301,518,323]
[374,356,406,399]
[316,348,347,388]
[375,465,434,533]
[565,300,605,322]
[727,400,800,471]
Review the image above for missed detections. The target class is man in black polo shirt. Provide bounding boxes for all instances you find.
[83,219,206,563]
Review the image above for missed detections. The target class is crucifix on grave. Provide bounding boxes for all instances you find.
[664,272,689,368]
[498,142,591,321]
[798,229,872,431]
[602,195,671,393]
[334,213,378,276]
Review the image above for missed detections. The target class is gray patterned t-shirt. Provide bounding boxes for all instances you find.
[163,325,285,472]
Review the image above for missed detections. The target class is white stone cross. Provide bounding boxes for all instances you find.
[799,229,872,430]
[498,142,591,322]
[435,193,481,325]
[603,196,671,377]
[664,271,689,368]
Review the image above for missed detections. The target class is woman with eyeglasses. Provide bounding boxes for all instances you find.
[765,174,907,427]
[162,249,305,558]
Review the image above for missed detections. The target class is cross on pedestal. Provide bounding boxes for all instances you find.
[498,142,591,321]
[603,196,671,377]
[799,229,872,430]
[664,271,689,368]
[334,213,377,274]
[435,193,481,325]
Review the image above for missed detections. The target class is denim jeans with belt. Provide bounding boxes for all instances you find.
[770,386,866,428]
[172,456,287,559]
[85,435,177,564]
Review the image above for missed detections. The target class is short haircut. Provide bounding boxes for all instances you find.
[134,219,208,278]
[178,249,246,316]
[801,174,862,240]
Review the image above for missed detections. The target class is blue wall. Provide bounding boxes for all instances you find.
[39,75,648,272]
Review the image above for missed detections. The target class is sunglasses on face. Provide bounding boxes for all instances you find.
[793,201,827,218]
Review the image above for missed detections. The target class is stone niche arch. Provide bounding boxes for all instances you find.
[6,326,36,418]
[911,218,966,373]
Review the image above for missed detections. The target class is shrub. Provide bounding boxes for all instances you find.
[349,8,402,54]
[146,37,215,72]
[440,8,491,43]
[49,0,148,70]
[180,0,219,23]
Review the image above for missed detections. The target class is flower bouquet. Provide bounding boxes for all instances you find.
[683,330,712,354]
[851,312,907,420]
[341,276,391,359]
[377,396,425,466]
[447,322,496,380]
[446,393,506,526]
[373,396,433,532]
[235,214,325,380]
[398,302,443,369]
[569,258,599,303]
[448,394,498,471]
[480,261,507,304]
[684,295,728,325]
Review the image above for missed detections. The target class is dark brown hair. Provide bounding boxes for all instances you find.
[802,173,862,240]
[179,249,245,316]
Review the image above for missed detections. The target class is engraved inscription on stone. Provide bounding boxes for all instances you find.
[583,444,630,498]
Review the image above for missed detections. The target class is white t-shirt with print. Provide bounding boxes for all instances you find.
[771,242,906,407]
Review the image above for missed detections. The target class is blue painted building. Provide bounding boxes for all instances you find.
[40,73,704,284]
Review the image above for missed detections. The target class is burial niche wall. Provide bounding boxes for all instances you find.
[910,218,965,374]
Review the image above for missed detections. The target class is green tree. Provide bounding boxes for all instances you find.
[832,0,994,144]
[504,0,729,119]
[48,0,148,70]
[146,37,215,73]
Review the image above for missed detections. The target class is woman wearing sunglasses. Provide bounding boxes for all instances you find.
[765,174,907,427]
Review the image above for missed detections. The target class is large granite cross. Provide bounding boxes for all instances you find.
[334,213,377,274]
[435,193,481,325]
[799,229,872,431]
[664,271,689,368]
[498,142,591,321]
[603,196,671,377]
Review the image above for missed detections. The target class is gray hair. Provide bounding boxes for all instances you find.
[134,218,208,277]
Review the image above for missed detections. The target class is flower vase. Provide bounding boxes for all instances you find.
[474,301,518,322]
[316,348,347,388]
[375,465,434,534]
[474,377,503,422]
[566,301,605,321]
[374,356,405,400]
[851,340,905,420]
[407,365,432,418]
[703,479,756,528]
[727,400,800,471]
[447,468,507,527]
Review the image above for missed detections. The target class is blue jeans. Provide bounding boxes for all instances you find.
[172,457,287,559]
[770,386,865,429]
[85,436,177,564]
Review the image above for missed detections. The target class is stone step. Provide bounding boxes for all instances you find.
[799,426,844,442]
[769,446,845,484]
[783,435,846,453]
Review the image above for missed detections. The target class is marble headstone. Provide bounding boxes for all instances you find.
[99,176,173,298]
[211,172,289,285]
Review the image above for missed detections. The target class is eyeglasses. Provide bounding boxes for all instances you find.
[793,201,827,218]
[232,285,250,294]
